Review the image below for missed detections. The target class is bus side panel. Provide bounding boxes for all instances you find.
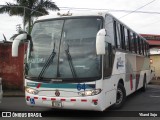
[112,52,135,96]
[102,77,117,109]
[125,54,150,94]
[112,52,150,97]
[145,58,151,84]
[125,53,136,96]
[136,56,150,90]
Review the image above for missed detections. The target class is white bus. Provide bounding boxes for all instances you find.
[12,11,151,111]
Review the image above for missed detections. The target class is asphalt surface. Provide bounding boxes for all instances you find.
[0,84,160,119]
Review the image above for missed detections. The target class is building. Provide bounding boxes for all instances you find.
[141,34,160,78]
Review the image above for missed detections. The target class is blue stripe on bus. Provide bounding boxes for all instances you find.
[27,82,95,89]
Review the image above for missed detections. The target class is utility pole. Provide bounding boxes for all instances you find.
[23,7,25,31]
[16,24,22,33]
[0,5,45,33]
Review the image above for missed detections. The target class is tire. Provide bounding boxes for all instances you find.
[141,75,147,92]
[113,83,126,109]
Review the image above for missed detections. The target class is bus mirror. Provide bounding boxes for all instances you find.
[96,29,106,55]
[12,33,28,57]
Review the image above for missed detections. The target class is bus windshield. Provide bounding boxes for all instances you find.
[26,17,102,81]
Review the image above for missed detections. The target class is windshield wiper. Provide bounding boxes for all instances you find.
[38,43,56,80]
[65,44,77,79]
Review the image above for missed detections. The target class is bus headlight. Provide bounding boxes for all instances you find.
[25,87,39,95]
[78,89,101,96]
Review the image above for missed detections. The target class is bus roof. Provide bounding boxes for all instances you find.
[36,11,147,42]
[37,11,108,21]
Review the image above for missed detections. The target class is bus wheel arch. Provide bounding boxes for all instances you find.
[113,79,126,109]
[119,79,124,86]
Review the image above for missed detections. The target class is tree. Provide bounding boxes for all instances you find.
[0,0,59,34]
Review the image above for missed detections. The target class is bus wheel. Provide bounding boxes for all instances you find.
[113,83,126,109]
[141,75,147,92]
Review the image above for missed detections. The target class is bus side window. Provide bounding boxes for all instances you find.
[124,28,129,51]
[138,37,141,55]
[113,20,118,48]
[133,33,137,53]
[105,15,115,47]
[141,39,144,55]
[144,42,147,56]
[136,35,139,54]
[130,32,134,53]
[115,22,122,49]
[104,42,113,77]
[127,30,131,52]
[120,24,125,50]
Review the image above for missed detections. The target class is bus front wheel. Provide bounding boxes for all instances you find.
[113,83,126,109]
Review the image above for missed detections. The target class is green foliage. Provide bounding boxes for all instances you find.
[0,0,59,34]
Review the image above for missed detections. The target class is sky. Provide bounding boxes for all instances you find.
[0,0,160,40]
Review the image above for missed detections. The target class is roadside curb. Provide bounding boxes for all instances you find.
[3,91,25,97]
[149,80,160,85]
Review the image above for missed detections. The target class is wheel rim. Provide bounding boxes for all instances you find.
[116,88,123,105]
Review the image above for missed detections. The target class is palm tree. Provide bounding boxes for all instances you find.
[0,0,59,34]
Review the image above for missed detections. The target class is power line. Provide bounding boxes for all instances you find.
[2,5,160,15]
[60,6,160,32]
[60,7,110,11]
[118,0,157,19]
[60,6,160,28]
[111,10,160,15]
[59,7,160,15]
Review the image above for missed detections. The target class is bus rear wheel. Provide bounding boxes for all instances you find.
[113,83,126,109]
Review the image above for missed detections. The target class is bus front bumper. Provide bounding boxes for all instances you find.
[25,95,104,111]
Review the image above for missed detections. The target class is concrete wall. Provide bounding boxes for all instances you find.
[0,42,26,90]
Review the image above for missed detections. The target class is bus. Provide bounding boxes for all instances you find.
[12,11,151,111]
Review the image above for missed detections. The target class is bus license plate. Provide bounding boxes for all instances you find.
[52,101,62,107]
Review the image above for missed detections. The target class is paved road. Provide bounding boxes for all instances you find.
[0,84,160,119]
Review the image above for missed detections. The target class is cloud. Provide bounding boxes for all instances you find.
[0,14,22,40]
